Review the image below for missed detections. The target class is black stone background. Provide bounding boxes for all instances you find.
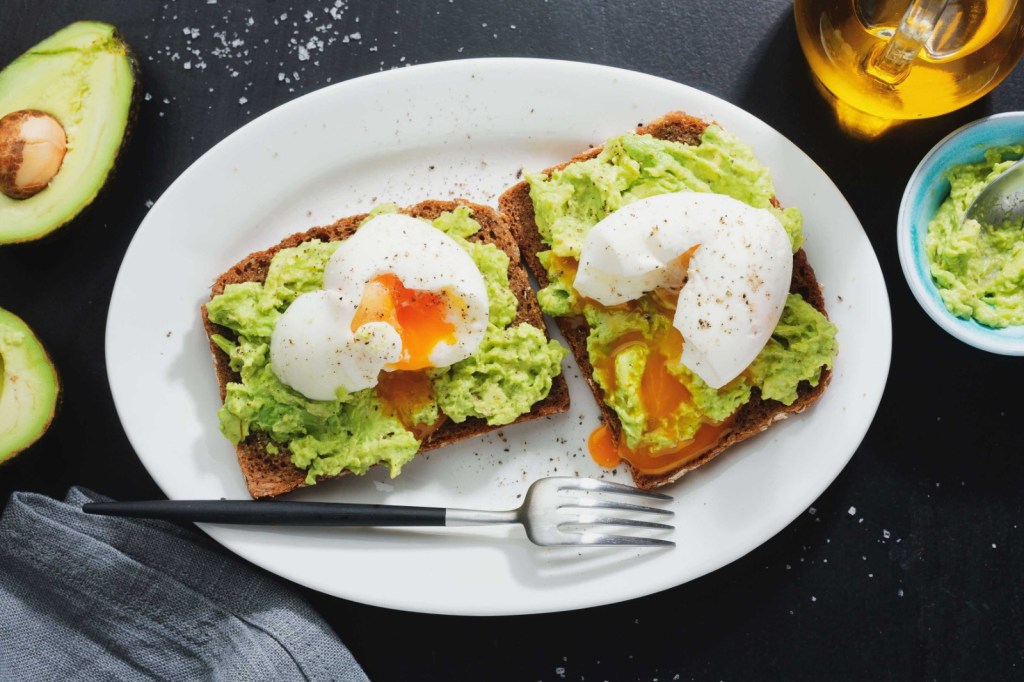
[0,1,1021,680]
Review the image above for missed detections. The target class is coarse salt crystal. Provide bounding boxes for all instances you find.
[848,506,856,515]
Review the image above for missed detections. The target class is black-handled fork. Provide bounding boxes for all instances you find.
[83,477,675,547]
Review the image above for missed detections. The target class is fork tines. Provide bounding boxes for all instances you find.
[555,477,675,547]
[558,477,674,500]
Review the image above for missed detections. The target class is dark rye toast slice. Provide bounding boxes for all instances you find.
[498,111,832,490]
[202,199,570,499]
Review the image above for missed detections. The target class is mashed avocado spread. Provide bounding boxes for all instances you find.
[926,146,1024,328]
[527,125,837,456]
[207,205,566,484]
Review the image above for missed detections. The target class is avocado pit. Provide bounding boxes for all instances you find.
[0,109,67,200]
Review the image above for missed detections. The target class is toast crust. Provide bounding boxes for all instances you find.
[498,112,832,489]
[202,200,570,498]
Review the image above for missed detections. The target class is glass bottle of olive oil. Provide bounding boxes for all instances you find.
[795,0,1024,136]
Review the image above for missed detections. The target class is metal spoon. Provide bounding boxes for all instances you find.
[962,158,1024,228]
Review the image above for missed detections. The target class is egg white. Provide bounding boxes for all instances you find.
[573,192,793,388]
[270,213,489,400]
[270,289,402,400]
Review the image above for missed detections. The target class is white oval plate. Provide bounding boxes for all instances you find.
[107,58,891,616]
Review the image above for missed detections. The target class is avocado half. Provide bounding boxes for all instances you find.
[0,21,139,244]
[0,308,60,464]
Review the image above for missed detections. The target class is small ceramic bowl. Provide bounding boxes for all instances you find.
[897,112,1024,355]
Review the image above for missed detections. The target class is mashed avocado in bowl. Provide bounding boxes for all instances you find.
[925,146,1024,328]
[898,112,1024,356]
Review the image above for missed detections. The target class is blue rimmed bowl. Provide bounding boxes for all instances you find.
[897,112,1024,355]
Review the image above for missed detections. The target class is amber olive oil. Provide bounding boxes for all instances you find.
[795,0,1024,134]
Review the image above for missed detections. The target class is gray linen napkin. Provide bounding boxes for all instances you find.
[0,487,370,682]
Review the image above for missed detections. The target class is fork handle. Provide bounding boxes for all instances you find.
[82,500,447,527]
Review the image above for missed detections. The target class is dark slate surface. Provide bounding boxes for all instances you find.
[1,1,1021,680]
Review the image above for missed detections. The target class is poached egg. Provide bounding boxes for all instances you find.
[271,213,489,400]
[573,192,793,388]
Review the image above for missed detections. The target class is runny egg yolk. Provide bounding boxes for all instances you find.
[589,325,726,473]
[588,418,735,475]
[572,243,736,474]
[351,273,459,371]
[375,369,446,440]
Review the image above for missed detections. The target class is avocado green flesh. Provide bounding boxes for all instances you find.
[0,309,60,463]
[0,21,136,244]
[926,146,1024,328]
[526,125,804,259]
